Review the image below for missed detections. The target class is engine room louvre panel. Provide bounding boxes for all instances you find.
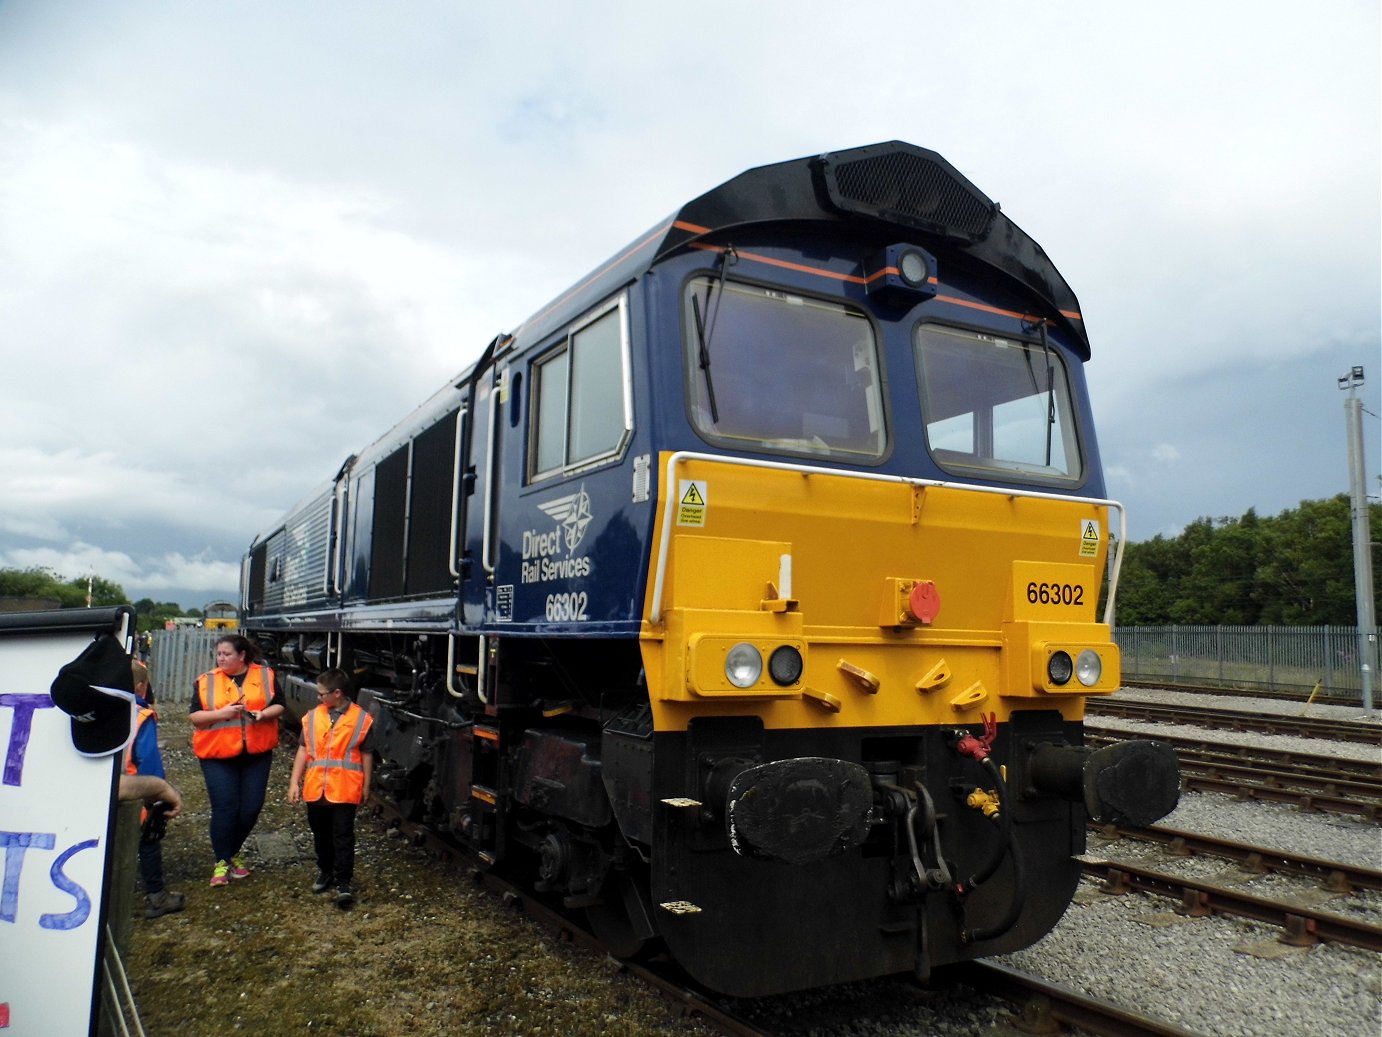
[369,447,408,600]
[247,542,267,611]
[405,410,460,595]
[281,493,333,609]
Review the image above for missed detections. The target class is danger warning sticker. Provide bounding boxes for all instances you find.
[1079,519,1101,558]
[677,480,707,527]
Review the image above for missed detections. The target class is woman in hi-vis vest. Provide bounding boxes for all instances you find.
[189,634,286,886]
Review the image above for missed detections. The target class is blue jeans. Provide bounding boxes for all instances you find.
[199,752,273,863]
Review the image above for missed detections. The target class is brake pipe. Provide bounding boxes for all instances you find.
[962,758,1013,890]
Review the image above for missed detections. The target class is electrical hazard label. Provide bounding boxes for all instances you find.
[677,480,707,527]
[1079,519,1101,557]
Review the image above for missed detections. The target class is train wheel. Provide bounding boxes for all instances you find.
[587,869,660,961]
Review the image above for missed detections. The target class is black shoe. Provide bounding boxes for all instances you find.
[312,872,334,894]
[334,886,354,908]
[144,890,186,919]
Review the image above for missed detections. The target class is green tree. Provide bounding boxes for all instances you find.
[1118,495,1380,626]
[1254,496,1358,624]
[0,566,128,610]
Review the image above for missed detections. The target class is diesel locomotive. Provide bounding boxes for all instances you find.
[240,141,1180,996]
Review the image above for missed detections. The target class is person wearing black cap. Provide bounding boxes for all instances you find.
[189,634,285,887]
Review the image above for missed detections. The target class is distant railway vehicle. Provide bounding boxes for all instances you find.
[241,142,1179,996]
[202,600,239,629]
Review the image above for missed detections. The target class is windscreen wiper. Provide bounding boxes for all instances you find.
[691,245,737,425]
[1021,320,1057,467]
[692,291,719,424]
[1038,323,1055,467]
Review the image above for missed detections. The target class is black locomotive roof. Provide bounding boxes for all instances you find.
[508,140,1090,359]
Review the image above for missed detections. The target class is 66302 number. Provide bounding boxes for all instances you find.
[1026,582,1084,606]
[544,592,588,621]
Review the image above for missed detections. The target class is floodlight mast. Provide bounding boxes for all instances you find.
[1340,367,1376,717]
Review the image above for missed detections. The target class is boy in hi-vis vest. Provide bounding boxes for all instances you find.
[288,667,374,907]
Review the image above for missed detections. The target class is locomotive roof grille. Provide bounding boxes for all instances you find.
[818,144,998,244]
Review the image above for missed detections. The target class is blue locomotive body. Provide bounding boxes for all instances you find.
[242,142,1178,996]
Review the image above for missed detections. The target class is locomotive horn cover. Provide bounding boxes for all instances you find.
[726,758,873,865]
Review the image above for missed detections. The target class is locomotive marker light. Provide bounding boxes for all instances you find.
[768,644,804,686]
[1047,650,1074,685]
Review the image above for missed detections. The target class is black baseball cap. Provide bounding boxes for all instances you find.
[49,633,137,758]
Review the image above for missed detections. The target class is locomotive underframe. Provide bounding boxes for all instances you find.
[258,624,1095,995]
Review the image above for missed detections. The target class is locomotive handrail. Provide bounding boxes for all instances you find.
[481,375,502,576]
[649,450,1127,627]
[447,406,469,580]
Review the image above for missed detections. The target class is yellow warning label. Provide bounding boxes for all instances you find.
[1079,519,1100,558]
[677,480,707,527]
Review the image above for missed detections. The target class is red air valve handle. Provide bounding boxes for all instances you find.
[953,713,999,762]
[908,581,940,624]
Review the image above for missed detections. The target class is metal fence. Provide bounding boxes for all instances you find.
[146,628,220,702]
[1115,624,1380,699]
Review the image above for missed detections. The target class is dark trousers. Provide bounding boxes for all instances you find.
[306,800,358,886]
[138,837,165,895]
[199,752,273,863]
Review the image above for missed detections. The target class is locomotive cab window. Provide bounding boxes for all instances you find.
[915,323,1083,483]
[683,277,885,461]
[530,298,631,480]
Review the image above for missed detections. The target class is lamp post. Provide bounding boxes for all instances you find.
[1338,366,1376,716]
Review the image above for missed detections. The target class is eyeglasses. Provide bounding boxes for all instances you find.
[316,690,333,698]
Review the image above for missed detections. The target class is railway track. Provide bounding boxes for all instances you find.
[1122,679,1362,710]
[381,804,1220,1037]
[1092,821,1382,893]
[1086,728,1382,819]
[1077,857,1382,952]
[1087,699,1382,744]
[331,692,1376,1037]
[951,962,1212,1037]
[1086,729,1382,783]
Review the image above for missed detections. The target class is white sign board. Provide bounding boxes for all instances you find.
[0,612,130,1037]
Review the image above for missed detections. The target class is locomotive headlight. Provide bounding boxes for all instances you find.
[1075,649,1103,687]
[725,643,764,688]
[768,645,804,686]
[898,248,931,287]
[1047,650,1074,686]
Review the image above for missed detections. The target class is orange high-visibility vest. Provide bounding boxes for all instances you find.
[124,706,156,776]
[301,702,373,804]
[125,705,157,823]
[192,665,278,758]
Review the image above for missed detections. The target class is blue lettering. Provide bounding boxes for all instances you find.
[0,694,54,787]
[40,839,98,931]
[0,831,56,923]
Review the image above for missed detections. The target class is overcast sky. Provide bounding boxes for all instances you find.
[1,1,1378,611]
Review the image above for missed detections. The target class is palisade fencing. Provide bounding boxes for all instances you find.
[147,628,220,701]
[1115,625,1379,699]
